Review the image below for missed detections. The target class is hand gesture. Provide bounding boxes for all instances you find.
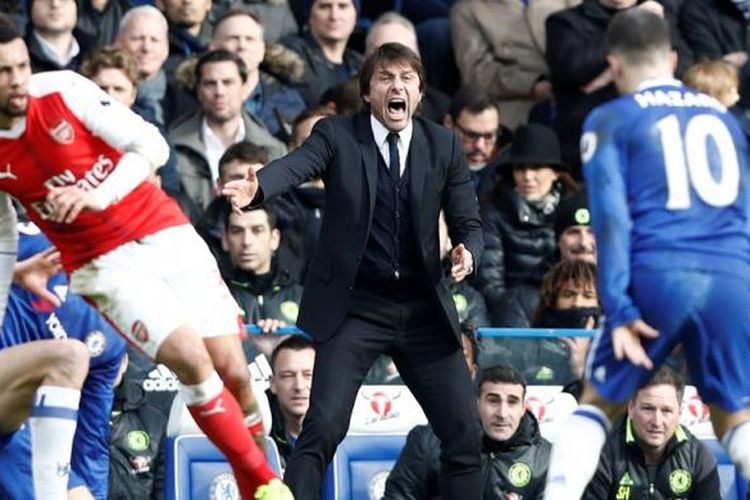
[13,247,63,307]
[221,168,259,215]
[46,186,105,224]
[612,319,659,370]
[450,243,474,283]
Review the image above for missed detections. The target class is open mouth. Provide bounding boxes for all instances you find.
[387,98,407,117]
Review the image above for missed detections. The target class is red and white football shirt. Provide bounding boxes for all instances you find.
[0,70,187,271]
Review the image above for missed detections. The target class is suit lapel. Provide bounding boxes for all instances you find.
[408,119,427,233]
[355,112,378,217]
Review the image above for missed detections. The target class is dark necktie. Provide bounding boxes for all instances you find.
[387,132,400,182]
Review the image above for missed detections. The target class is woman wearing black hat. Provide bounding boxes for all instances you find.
[475,123,580,327]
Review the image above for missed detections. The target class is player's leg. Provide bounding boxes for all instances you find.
[155,327,280,497]
[679,272,750,482]
[0,339,89,500]
[69,229,287,499]
[67,485,94,500]
[204,334,266,452]
[545,268,685,500]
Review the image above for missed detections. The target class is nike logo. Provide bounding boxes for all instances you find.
[198,398,226,418]
[0,163,17,180]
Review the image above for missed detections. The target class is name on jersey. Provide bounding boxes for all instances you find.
[30,154,115,219]
[634,90,723,111]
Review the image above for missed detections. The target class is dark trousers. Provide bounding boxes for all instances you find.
[284,288,482,499]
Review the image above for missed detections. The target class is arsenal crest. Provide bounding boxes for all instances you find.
[49,119,74,144]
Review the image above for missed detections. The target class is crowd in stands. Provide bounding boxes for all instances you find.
[2,0,749,497]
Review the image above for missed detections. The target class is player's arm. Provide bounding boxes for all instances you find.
[53,71,170,209]
[0,193,18,325]
[582,110,640,330]
[583,110,658,367]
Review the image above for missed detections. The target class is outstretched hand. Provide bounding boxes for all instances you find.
[612,319,659,370]
[221,168,259,215]
[13,247,63,307]
[450,243,474,283]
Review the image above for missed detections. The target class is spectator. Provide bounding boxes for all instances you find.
[476,123,578,327]
[115,6,172,128]
[443,85,504,202]
[108,354,168,500]
[583,366,721,499]
[553,190,596,264]
[268,336,315,469]
[280,0,362,106]
[546,0,692,177]
[76,0,130,47]
[161,0,214,73]
[213,0,299,44]
[25,0,93,72]
[79,46,182,197]
[210,7,306,141]
[271,106,333,283]
[169,48,287,222]
[221,203,304,354]
[364,11,450,123]
[529,259,598,387]
[683,59,741,108]
[678,0,748,95]
[384,365,551,499]
[451,0,577,131]
[196,141,269,267]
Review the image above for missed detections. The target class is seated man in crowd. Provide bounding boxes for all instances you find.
[554,190,596,264]
[583,366,720,499]
[169,49,286,222]
[221,203,303,356]
[280,0,362,106]
[384,364,550,499]
[268,335,315,470]
[197,141,269,268]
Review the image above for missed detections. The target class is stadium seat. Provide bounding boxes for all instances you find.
[702,439,748,500]
[321,433,407,500]
[164,434,282,500]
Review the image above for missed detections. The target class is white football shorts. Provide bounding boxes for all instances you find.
[70,224,244,359]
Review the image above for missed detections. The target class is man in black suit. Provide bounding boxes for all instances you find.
[223,42,484,499]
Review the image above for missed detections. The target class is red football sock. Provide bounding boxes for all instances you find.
[188,388,277,497]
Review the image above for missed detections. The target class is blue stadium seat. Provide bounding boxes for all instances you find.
[321,433,407,500]
[703,439,748,500]
[164,434,282,500]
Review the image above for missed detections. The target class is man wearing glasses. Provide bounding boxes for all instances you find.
[444,85,503,202]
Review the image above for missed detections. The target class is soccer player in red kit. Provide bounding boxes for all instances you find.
[0,14,291,500]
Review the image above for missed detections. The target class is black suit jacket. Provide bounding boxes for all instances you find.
[256,112,483,342]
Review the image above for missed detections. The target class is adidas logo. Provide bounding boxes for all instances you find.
[142,364,179,392]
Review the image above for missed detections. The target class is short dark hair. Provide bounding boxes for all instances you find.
[359,42,425,105]
[635,365,685,403]
[225,202,277,231]
[214,6,263,32]
[218,141,269,179]
[476,365,526,398]
[532,259,599,326]
[195,48,248,84]
[460,321,479,367]
[606,9,671,66]
[449,84,498,122]
[291,105,335,145]
[0,14,21,43]
[271,335,314,372]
